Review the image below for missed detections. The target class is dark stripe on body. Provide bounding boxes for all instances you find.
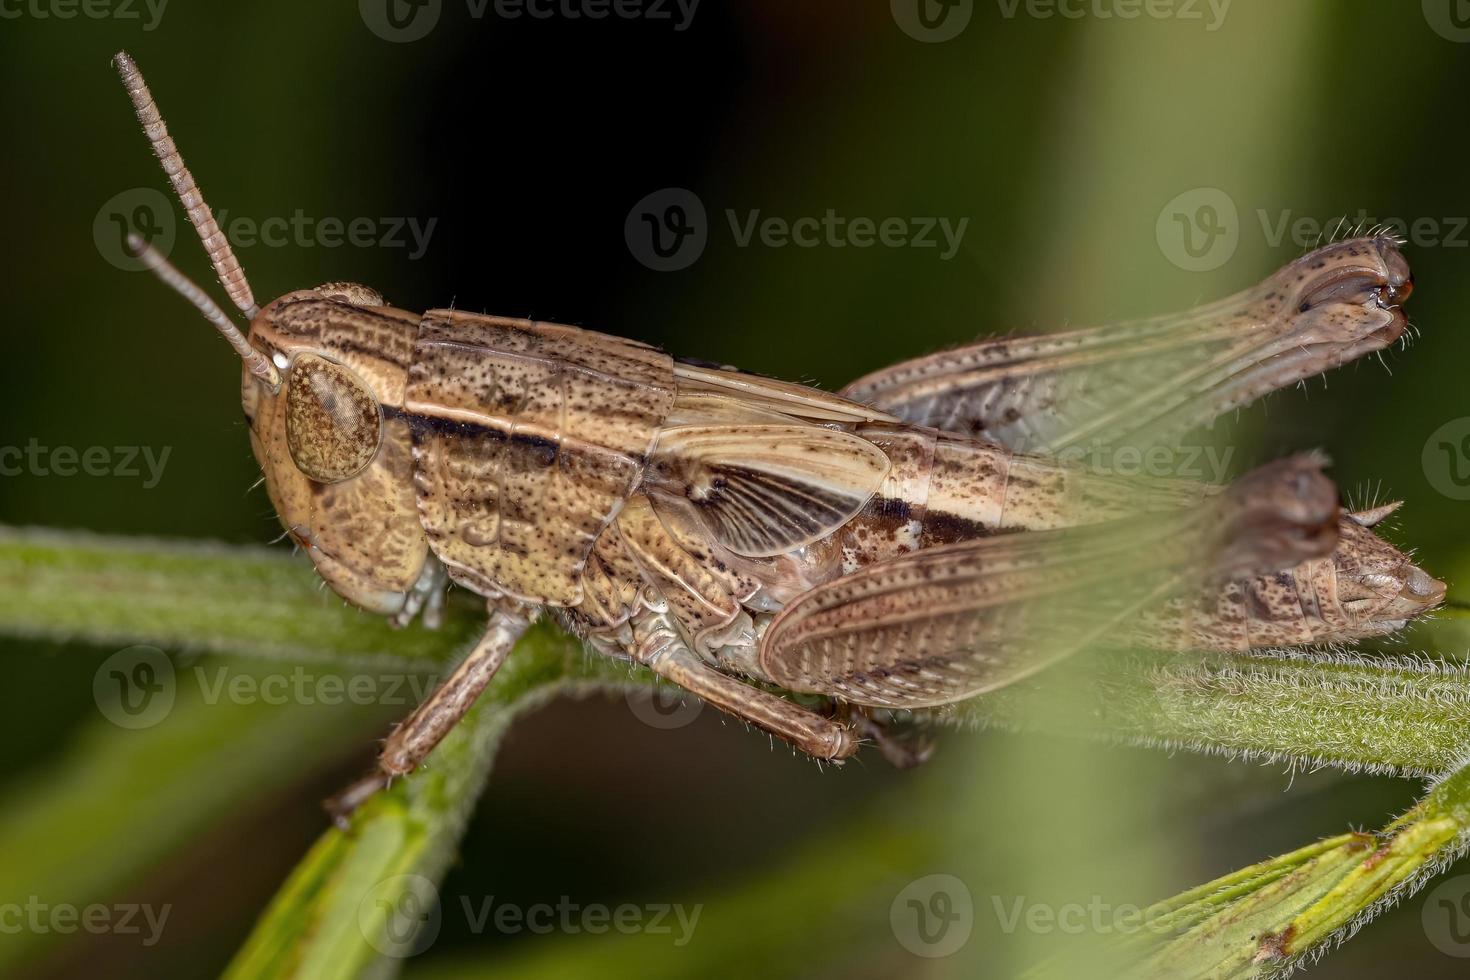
[393,407,648,468]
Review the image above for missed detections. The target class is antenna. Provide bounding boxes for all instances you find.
[112,50,259,320]
[127,234,281,388]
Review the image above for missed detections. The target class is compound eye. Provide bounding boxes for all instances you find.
[286,353,383,483]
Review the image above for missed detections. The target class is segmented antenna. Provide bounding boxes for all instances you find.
[127,234,281,388]
[112,51,259,319]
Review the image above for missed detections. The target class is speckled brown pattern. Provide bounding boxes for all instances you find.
[235,277,1442,759]
[405,313,675,605]
[284,354,383,483]
[1130,511,1444,652]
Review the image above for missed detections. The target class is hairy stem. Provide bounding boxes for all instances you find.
[5,525,1470,779]
[950,645,1470,778]
[1104,760,1470,977]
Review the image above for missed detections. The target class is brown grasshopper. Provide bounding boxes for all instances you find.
[112,52,1443,819]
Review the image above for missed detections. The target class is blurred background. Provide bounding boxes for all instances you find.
[3,1,1470,976]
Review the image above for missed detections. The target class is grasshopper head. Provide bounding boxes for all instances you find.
[111,51,438,621]
[239,286,436,619]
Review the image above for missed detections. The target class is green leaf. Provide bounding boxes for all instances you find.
[1031,762,1470,977]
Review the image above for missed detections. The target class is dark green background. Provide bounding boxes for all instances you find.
[3,1,1470,977]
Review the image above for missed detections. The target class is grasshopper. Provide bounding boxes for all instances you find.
[112,52,1443,819]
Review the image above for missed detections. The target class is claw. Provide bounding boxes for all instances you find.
[839,705,936,769]
[323,771,391,829]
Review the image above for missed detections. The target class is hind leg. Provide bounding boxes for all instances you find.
[633,608,857,762]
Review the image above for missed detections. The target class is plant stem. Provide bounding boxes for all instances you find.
[7,526,1470,780]
[0,525,479,667]
[1104,760,1470,977]
[0,660,390,974]
[9,526,1470,976]
[949,645,1470,777]
[221,623,628,980]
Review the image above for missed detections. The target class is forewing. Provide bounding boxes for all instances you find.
[759,455,1340,708]
[758,525,1174,708]
[674,361,897,425]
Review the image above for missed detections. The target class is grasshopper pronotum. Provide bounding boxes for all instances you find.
[112,51,1443,820]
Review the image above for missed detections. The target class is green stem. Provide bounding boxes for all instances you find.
[1110,761,1470,977]
[8,526,1470,977]
[0,525,480,667]
[221,623,631,980]
[0,526,643,979]
[7,526,1470,780]
[951,645,1470,777]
